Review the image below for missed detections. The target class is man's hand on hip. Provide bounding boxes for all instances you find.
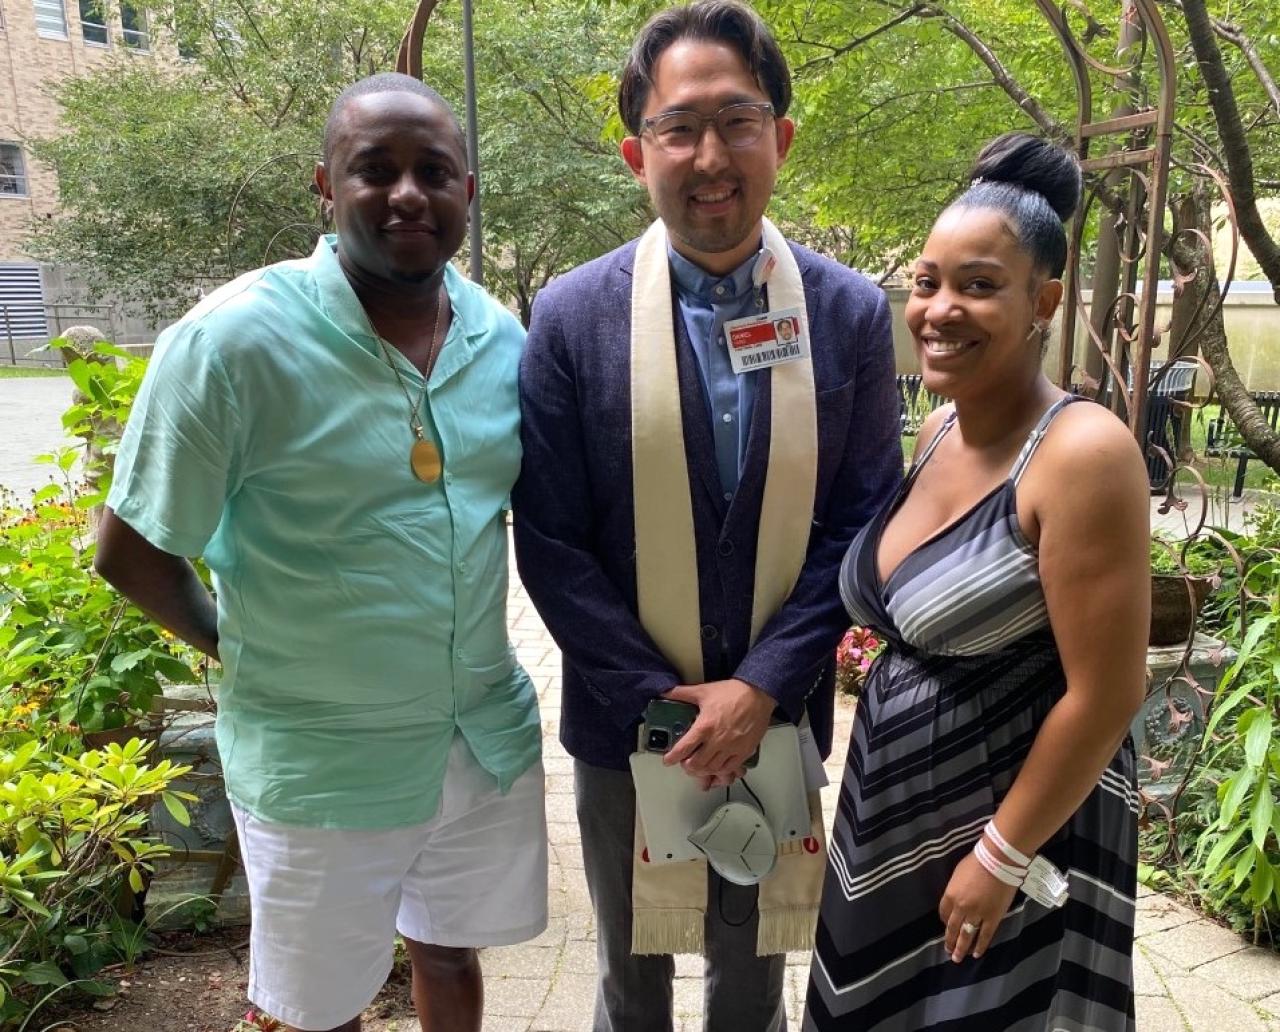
[660,679,775,782]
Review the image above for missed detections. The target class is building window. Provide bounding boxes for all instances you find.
[32,0,69,39]
[120,1,148,50]
[78,0,107,45]
[0,265,50,341]
[0,144,28,197]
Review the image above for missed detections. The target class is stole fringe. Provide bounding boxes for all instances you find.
[631,909,705,956]
[755,905,820,957]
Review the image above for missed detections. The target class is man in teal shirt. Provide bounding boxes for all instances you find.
[96,73,545,1032]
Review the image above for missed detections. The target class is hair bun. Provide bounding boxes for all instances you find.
[969,132,1082,222]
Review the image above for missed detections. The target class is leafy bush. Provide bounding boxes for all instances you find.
[0,340,203,741]
[0,339,204,1025]
[0,493,202,741]
[1142,505,1280,940]
[0,738,193,1025]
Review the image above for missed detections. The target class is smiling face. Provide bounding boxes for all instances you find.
[619,39,794,275]
[315,91,473,290]
[905,206,1063,401]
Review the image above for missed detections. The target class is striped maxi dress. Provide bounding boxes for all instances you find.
[805,396,1139,1031]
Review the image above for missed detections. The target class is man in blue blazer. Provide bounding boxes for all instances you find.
[513,3,902,1029]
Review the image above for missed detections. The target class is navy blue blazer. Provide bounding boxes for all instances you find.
[512,236,903,770]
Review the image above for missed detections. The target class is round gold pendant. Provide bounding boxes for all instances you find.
[410,439,442,483]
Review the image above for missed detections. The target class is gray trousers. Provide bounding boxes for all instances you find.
[575,760,786,1032]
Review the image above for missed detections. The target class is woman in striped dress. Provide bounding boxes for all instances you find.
[805,133,1150,1031]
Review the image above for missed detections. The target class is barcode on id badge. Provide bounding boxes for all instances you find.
[740,342,801,368]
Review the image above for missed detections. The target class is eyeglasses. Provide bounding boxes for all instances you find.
[640,102,775,156]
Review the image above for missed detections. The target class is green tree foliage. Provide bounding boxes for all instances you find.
[763,0,1277,277]
[28,0,653,324]
[464,0,649,324]
[24,0,1280,319]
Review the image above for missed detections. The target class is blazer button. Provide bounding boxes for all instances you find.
[701,624,719,641]
[717,540,734,557]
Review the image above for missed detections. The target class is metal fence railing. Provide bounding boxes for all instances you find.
[1,302,124,365]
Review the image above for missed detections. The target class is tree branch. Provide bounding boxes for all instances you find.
[1164,0,1280,118]
[917,4,1068,140]
[793,5,928,74]
[1179,0,1280,303]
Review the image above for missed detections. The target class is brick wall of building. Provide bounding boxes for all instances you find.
[0,0,170,262]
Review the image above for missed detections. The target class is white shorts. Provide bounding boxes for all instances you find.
[231,734,547,1030]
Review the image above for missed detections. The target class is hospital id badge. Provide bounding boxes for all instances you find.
[723,306,808,375]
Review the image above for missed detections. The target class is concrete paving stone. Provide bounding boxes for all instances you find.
[1141,918,1250,968]
[674,952,701,978]
[1196,947,1280,1002]
[546,791,577,823]
[1135,995,1189,1032]
[548,889,573,920]
[565,908,596,942]
[1163,974,1269,1032]
[485,976,548,1018]
[527,918,568,949]
[673,975,702,1018]
[1259,990,1280,1017]
[558,939,597,977]
[787,962,811,1014]
[482,946,561,980]
[551,841,586,873]
[1135,893,1202,937]
[532,972,598,1031]
[559,873,593,913]
[548,820,582,846]
[1133,944,1166,997]
[483,1014,530,1032]
[546,773,574,795]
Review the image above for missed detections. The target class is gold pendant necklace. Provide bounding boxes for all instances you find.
[377,287,448,484]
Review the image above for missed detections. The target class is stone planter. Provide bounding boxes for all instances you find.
[145,685,249,928]
[1149,573,1213,646]
[1134,632,1236,804]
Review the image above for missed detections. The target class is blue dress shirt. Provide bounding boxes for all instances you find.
[667,244,764,500]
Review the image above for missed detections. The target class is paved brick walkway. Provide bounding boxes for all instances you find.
[3,376,1280,1030]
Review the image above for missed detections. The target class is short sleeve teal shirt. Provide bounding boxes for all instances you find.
[108,236,541,829]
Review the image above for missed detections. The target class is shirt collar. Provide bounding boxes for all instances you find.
[309,234,483,386]
[666,239,760,304]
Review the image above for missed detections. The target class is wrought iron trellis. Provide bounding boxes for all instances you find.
[1034,0,1177,445]
[1030,2,1257,840]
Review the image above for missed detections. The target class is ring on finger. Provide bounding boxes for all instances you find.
[960,920,980,935]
